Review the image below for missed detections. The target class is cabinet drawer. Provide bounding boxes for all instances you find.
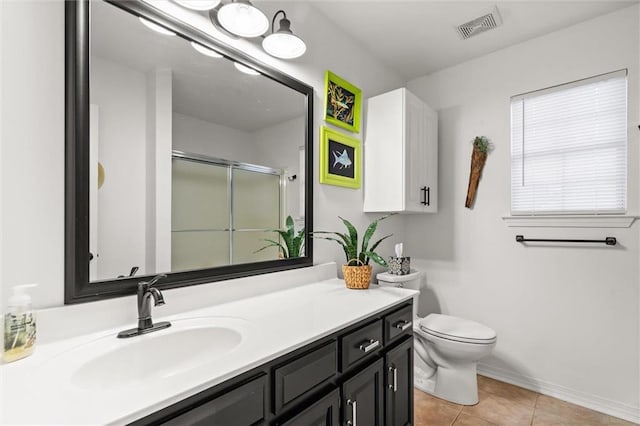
[384,305,413,345]
[161,374,266,426]
[340,319,383,371]
[273,341,337,413]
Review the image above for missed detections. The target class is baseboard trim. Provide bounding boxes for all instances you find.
[477,363,640,424]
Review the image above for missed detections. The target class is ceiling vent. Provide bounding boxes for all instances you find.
[456,6,503,40]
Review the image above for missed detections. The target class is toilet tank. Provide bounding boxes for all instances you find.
[376,270,421,319]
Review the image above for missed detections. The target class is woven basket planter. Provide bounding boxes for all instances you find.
[342,259,372,289]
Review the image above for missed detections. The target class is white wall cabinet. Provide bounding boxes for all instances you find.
[364,88,438,213]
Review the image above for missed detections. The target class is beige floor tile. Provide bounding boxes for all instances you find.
[607,416,639,426]
[478,375,539,408]
[414,388,463,426]
[453,413,499,426]
[462,390,535,426]
[534,395,609,425]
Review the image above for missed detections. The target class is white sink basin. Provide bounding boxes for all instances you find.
[44,317,247,390]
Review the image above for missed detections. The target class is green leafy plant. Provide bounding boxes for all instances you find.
[473,136,490,153]
[255,216,305,258]
[313,214,393,267]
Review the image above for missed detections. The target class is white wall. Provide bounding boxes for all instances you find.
[406,6,639,421]
[91,56,147,279]
[148,68,173,275]
[0,0,405,308]
[252,116,305,220]
[1,1,64,307]
[172,112,255,163]
[0,1,4,311]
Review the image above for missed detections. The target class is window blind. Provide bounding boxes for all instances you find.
[510,70,627,215]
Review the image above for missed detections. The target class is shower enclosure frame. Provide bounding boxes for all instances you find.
[171,150,286,267]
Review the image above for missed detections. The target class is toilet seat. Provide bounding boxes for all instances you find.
[419,314,497,345]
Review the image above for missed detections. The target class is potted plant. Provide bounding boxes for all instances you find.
[255,216,305,258]
[314,214,392,289]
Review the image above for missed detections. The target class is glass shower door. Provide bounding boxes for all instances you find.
[171,159,230,272]
[232,168,281,263]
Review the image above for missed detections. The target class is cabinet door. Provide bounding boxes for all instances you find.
[422,104,438,213]
[160,374,266,426]
[385,338,414,426]
[280,389,340,426]
[405,90,428,213]
[343,358,384,426]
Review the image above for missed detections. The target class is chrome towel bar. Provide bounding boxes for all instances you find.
[515,235,617,246]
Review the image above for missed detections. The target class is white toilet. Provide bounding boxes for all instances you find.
[377,270,497,405]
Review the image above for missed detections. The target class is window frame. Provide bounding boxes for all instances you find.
[509,69,628,217]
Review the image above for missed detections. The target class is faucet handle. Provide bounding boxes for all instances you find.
[139,274,167,290]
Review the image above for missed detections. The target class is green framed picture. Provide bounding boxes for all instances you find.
[319,126,361,189]
[324,70,362,133]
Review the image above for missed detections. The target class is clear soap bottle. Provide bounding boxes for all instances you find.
[3,284,37,363]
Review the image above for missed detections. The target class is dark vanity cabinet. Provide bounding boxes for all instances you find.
[132,300,414,426]
[385,338,414,426]
[343,358,385,425]
[280,389,340,426]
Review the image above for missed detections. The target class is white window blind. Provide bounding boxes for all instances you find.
[510,70,627,215]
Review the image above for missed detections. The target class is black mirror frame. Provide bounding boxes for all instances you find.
[65,0,314,304]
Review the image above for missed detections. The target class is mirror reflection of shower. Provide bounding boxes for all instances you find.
[87,1,307,283]
[171,151,284,272]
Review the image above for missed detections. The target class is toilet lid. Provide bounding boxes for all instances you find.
[419,314,496,344]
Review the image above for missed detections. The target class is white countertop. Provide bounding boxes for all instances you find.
[1,278,417,425]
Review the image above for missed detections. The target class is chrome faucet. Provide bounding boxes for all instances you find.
[117,274,171,338]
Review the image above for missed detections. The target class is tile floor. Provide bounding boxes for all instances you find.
[414,376,638,426]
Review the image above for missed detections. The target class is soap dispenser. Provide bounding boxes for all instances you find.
[3,284,37,363]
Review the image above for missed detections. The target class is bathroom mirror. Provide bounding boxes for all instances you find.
[65,0,313,303]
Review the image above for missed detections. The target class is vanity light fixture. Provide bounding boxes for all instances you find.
[233,62,260,76]
[139,17,176,36]
[262,10,306,59]
[217,0,269,38]
[173,0,220,11]
[191,41,223,58]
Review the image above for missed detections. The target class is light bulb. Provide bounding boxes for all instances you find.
[138,18,176,36]
[217,1,268,38]
[234,62,260,76]
[174,0,220,11]
[263,33,306,59]
[191,42,223,58]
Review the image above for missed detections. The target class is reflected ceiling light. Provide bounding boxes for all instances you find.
[191,41,223,58]
[234,62,260,76]
[138,17,176,36]
[262,10,306,59]
[217,0,269,38]
[174,0,220,11]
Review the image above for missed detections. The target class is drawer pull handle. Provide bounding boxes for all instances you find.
[388,366,398,392]
[347,399,357,426]
[359,339,380,353]
[394,320,413,331]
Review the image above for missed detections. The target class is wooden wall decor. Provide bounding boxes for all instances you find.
[465,136,490,208]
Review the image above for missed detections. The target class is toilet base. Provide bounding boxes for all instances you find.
[433,362,479,405]
[414,344,480,405]
[414,361,435,394]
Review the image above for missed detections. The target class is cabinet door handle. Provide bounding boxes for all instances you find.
[420,186,431,206]
[358,339,380,353]
[394,319,413,331]
[420,187,427,205]
[388,366,398,392]
[347,399,357,426]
